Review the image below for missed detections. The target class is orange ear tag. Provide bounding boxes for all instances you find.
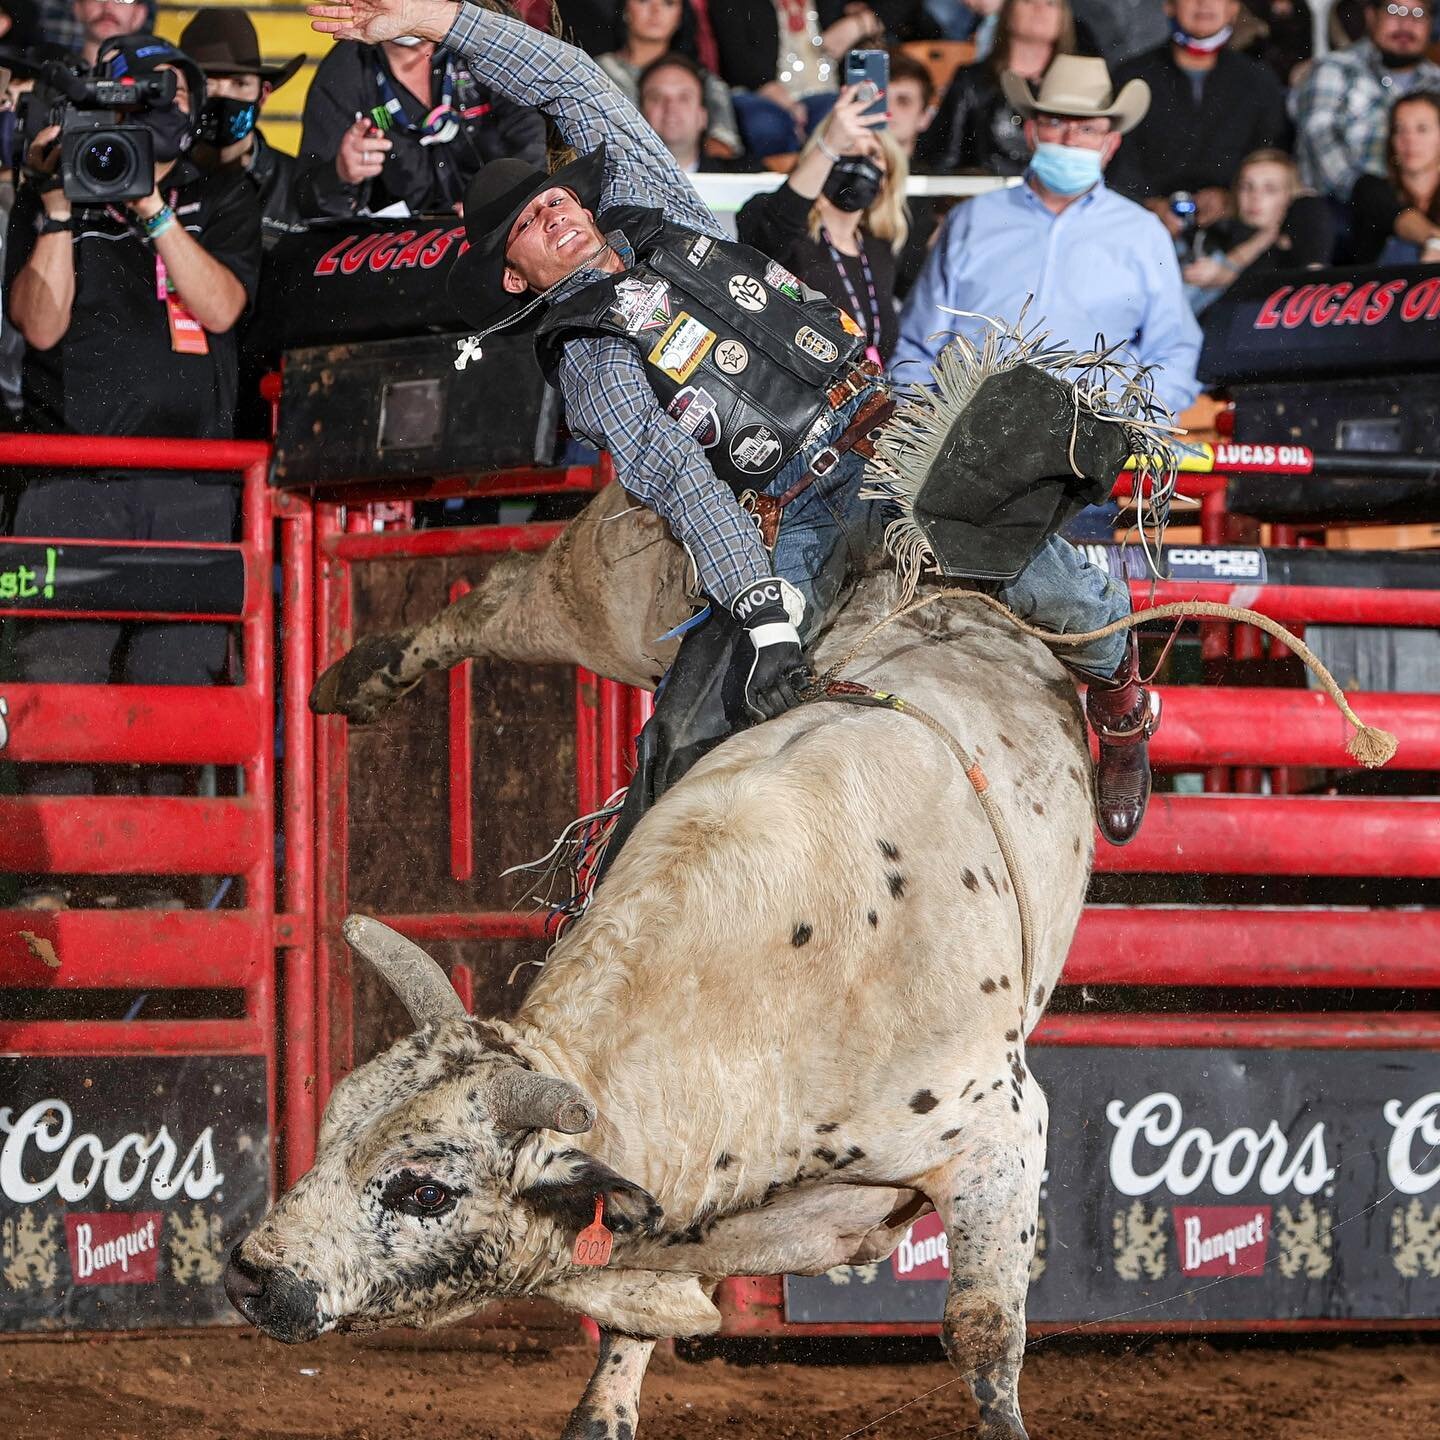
[572,1196,613,1267]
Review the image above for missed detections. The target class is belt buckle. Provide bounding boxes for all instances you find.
[810,446,840,477]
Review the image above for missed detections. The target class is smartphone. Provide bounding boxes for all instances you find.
[843,49,888,127]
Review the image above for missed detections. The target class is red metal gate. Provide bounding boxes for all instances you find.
[0,434,315,1331]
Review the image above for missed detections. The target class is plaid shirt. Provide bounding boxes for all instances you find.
[1293,39,1440,202]
[443,2,771,607]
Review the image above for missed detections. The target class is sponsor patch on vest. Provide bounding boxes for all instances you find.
[729,422,783,476]
[649,313,717,383]
[794,326,839,363]
[686,234,715,267]
[712,338,750,375]
[610,276,672,334]
[764,260,804,301]
[837,309,864,338]
[666,385,721,448]
[728,274,768,312]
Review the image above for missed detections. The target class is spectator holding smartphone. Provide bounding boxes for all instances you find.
[711,1,886,158]
[296,31,545,218]
[1350,90,1440,263]
[737,83,907,363]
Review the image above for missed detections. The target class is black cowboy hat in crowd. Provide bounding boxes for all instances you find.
[178,7,305,89]
[447,143,607,327]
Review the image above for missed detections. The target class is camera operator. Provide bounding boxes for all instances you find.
[180,8,305,248]
[3,34,260,907]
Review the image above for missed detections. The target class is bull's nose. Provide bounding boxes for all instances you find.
[223,1245,265,1312]
[224,1247,323,1343]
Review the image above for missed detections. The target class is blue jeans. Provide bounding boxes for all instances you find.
[767,392,1131,678]
[732,91,836,159]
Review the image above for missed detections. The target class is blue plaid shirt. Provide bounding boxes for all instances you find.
[443,2,771,607]
[1293,39,1440,203]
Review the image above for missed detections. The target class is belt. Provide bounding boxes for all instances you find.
[741,386,896,551]
[826,358,886,410]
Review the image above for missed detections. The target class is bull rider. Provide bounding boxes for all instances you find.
[308,0,1172,856]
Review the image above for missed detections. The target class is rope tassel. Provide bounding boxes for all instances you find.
[824,590,1400,770]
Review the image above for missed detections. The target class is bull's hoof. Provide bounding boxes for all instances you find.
[308,630,419,724]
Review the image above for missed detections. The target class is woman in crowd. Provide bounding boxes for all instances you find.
[711,1,888,159]
[1349,91,1440,266]
[919,0,1078,175]
[597,0,742,157]
[736,84,908,365]
[1182,149,1333,312]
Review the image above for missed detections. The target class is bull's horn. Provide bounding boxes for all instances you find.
[342,915,468,1029]
[487,1068,596,1135]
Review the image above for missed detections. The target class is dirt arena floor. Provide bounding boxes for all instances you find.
[7,1320,1439,1440]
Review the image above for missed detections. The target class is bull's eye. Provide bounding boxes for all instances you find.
[380,1171,463,1218]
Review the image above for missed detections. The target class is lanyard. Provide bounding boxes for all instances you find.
[822,227,883,367]
[372,57,459,144]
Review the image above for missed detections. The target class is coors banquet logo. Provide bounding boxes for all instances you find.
[0,1098,224,1206]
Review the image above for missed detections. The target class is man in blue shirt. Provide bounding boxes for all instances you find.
[894,56,1202,419]
[892,57,1200,841]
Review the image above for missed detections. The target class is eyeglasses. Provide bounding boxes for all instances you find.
[1382,3,1429,18]
[1033,115,1112,141]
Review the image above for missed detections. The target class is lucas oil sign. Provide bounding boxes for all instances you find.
[785,1048,1440,1325]
[0,1056,269,1332]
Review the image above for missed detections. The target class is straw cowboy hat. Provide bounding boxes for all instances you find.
[1000,56,1150,135]
[178,8,305,89]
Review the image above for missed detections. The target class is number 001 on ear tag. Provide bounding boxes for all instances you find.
[572,1196,613,1267]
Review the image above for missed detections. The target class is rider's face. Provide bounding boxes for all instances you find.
[501,186,607,294]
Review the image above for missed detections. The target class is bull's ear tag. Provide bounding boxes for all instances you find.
[572,1196,613,1267]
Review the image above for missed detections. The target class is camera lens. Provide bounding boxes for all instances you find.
[79,134,137,188]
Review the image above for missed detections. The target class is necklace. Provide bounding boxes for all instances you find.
[822,225,884,366]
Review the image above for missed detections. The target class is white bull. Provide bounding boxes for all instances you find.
[227,560,1093,1440]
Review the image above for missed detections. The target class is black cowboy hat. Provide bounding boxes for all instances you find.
[178,7,305,89]
[447,143,607,327]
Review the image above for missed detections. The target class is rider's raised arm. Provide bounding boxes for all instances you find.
[441,1,723,238]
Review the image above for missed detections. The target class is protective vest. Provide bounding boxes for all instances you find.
[536,208,864,491]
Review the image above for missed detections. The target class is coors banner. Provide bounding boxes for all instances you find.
[0,1057,269,1332]
[786,1048,1440,1325]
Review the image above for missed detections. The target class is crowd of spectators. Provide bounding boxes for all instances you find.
[0,0,1435,906]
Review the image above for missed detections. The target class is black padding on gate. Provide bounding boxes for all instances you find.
[0,540,246,616]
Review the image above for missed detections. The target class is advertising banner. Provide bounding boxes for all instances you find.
[785,1048,1440,1325]
[0,1056,269,1332]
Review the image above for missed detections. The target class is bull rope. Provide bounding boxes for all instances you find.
[810,590,1401,1005]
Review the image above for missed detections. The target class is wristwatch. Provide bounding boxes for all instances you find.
[37,214,74,236]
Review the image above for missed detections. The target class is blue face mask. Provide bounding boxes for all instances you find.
[1029,140,1104,196]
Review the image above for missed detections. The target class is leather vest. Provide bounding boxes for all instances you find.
[536,208,864,491]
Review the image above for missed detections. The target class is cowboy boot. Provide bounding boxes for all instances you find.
[1081,635,1160,846]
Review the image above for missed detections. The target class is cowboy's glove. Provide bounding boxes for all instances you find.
[729,577,813,722]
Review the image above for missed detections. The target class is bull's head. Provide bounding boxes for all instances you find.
[225,917,660,1341]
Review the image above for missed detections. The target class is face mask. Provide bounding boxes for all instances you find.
[0,110,18,173]
[822,155,883,213]
[196,95,258,147]
[138,100,195,163]
[1170,20,1233,54]
[390,35,424,46]
[1029,140,1104,196]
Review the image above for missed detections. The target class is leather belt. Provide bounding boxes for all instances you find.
[826,359,886,410]
[741,386,896,551]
